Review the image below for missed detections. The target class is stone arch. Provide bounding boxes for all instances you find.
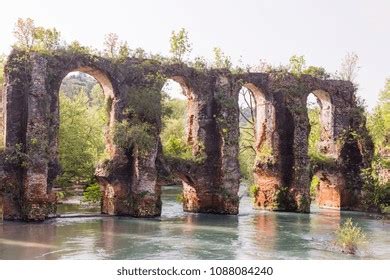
[307,89,335,156]
[242,83,275,154]
[238,82,280,210]
[163,76,197,148]
[52,68,117,214]
[46,65,118,187]
[159,75,202,212]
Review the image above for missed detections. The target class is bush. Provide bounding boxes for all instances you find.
[249,184,259,198]
[335,218,367,254]
[83,183,102,204]
[310,175,320,198]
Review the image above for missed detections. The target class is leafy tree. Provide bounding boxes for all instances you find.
[192,56,208,70]
[160,98,192,159]
[303,66,329,79]
[212,47,232,69]
[57,84,107,188]
[308,106,321,157]
[238,88,256,184]
[13,18,62,52]
[33,26,61,51]
[368,78,390,153]
[118,42,130,61]
[13,18,35,50]
[289,55,306,76]
[364,78,390,213]
[67,40,92,54]
[169,28,192,62]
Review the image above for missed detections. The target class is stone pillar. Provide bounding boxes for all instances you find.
[22,55,56,221]
[130,144,161,217]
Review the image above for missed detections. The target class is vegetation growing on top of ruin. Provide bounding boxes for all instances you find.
[2,17,389,215]
[113,75,163,156]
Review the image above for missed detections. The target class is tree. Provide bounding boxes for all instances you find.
[289,55,306,76]
[13,18,62,52]
[103,33,119,58]
[103,33,130,61]
[13,18,35,50]
[338,52,360,83]
[212,47,232,69]
[368,78,390,152]
[169,28,192,62]
[118,42,130,61]
[33,26,61,51]
[238,87,257,184]
[133,47,146,59]
[57,81,107,188]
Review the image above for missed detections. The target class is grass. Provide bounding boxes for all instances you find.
[335,218,367,254]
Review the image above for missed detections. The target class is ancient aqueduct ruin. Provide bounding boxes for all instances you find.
[0,50,373,221]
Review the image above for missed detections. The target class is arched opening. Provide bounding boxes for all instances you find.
[306,90,337,207]
[307,90,334,159]
[54,69,113,216]
[238,83,275,208]
[159,77,192,214]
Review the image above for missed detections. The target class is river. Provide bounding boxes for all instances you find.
[0,186,389,259]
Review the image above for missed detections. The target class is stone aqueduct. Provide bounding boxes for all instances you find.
[0,50,373,221]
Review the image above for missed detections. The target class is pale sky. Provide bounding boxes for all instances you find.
[1,0,389,108]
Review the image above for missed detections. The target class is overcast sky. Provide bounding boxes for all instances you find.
[1,0,389,108]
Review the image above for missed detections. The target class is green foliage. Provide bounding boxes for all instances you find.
[58,86,108,188]
[336,218,366,254]
[169,28,192,62]
[103,33,130,62]
[303,66,329,79]
[308,106,321,158]
[367,78,390,154]
[13,18,61,53]
[239,122,256,184]
[161,98,193,159]
[289,55,306,76]
[133,48,147,59]
[113,121,156,155]
[364,78,390,213]
[67,41,93,55]
[288,55,330,79]
[212,47,232,69]
[361,164,390,213]
[33,26,61,52]
[249,184,259,198]
[176,193,184,203]
[191,56,208,70]
[310,175,320,198]
[82,183,102,204]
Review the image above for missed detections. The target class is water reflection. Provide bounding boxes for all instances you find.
[0,186,389,259]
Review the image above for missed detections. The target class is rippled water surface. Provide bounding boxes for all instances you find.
[0,186,389,259]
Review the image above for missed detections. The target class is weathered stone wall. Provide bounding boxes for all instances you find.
[0,49,373,221]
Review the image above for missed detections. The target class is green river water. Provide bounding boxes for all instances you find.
[0,186,389,259]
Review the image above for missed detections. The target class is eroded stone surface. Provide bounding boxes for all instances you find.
[0,49,373,221]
